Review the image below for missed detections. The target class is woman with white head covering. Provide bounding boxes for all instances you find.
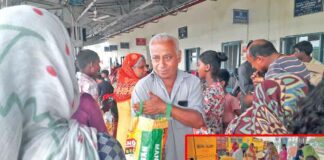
[0,5,124,160]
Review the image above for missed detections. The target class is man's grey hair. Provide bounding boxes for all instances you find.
[149,33,180,55]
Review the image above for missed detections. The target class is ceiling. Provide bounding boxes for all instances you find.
[1,0,205,45]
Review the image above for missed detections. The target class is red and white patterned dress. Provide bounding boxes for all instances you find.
[202,82,225,134]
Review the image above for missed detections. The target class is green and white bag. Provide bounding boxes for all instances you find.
[126,102,171,160]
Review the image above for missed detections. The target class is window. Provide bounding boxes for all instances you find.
[120,56,125,64]
[280,33,324,62]
[280,37,296,55]
[185,48,200,72]
[222,41,241,72]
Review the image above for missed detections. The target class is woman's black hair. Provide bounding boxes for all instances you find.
[299,143,305,149]
[199,50,228,81]
[288,79,324,134]
[217,69,230,87]
[282,144,287,150]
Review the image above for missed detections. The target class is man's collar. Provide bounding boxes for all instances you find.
[149,70,191,80]
[79,72,94,80]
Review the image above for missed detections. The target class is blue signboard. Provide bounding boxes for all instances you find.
[233,9,249,24]
[294,0,323,17]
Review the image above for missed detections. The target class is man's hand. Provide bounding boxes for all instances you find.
[134,92,205,128]
[243,93,254,108]
[251,71,264,86]
[133,92,166,115]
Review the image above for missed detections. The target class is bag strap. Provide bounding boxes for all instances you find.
[136,101,144,117]
[166,103,172,119]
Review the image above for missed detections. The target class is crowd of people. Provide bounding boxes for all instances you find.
[1,5,324,160]
[219,141,320,160]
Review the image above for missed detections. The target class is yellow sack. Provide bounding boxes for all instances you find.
[125,102,170,160]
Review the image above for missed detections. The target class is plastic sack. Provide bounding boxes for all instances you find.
[125,103,169,160]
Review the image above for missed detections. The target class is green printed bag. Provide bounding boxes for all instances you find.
[126,103,170,160]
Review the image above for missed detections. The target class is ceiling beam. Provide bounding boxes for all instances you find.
[24,0,63,6]
[102,0,206,39]
[116,0,127,15]
[76,0,95,22]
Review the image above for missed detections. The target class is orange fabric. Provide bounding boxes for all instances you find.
[114,53,143,102]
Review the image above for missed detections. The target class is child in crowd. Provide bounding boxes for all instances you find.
[217,69,241,131]
[95,74,114,102]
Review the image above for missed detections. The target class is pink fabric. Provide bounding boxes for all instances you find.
[72,93,107,133]
[279,150,288,160]
[223,93,240,124]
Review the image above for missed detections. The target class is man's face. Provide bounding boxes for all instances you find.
[150,40,181,80]
[293,48,305,61]
[133,59,148,78]
[246,53,267,73]
[101,73,108,78]
[88,59,101,77]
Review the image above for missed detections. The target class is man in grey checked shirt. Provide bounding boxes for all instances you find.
[131,33,205,160]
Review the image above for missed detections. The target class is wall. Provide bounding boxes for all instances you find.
[90,0,324,70]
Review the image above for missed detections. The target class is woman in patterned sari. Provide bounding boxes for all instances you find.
[0,5,125,160]
[114,53,148,150]
[226,73,308,134]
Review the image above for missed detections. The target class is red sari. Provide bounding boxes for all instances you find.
[114,53,144,150]
[114,53,143,102]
